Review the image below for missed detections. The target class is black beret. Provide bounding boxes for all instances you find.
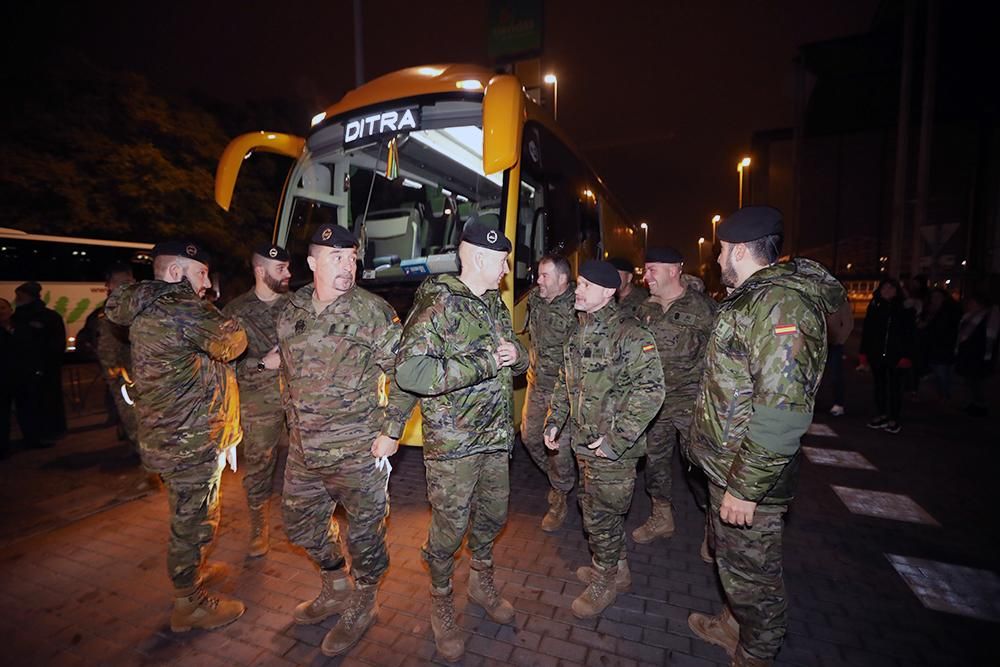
[645,246,683,264]
[579,260,621,289]
[461,221,512,253]
[717,206,784,243]
[15,281,42,298]
[311,223,358,248]
[253,243,290,262]
[608,257,634,274]
[153,240,212,266]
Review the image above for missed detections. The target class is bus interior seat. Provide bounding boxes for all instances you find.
[354,207,422,265]
[425,195,458,254]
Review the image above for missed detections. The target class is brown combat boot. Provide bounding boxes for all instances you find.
[320,583,378,656]
[576,556,631,592]
[631,498,675,544]
[170,587,245,632]
[430,585,465,662]
[540,489,568,532]
[468,559,515,623]
[731,645,772,667]
[293,568,353,624]
[688,606,740,657]
[248,502,270,558]
[571,562,618,619]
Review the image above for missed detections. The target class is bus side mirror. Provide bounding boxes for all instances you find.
[215,132,305,211]
[482,75,526,176]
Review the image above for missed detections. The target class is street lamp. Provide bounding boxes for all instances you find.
[640,221,648,250]
[711,214,721,244]
[544,73,558,120]
[737,156,751,208]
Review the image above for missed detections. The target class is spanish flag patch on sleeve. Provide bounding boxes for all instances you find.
[774,324,798,336]
[642,343,656,352]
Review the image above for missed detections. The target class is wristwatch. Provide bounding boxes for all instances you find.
[256,359,266,372]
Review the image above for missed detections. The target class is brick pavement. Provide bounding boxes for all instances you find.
[0,362,996,666]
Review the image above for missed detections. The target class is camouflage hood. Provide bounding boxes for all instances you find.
[106,279,197,326]
[735,258,844,318]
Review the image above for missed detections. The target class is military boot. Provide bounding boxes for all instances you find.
[248,502,270,558]
[631,498,675,544]
[571,562,618,619]
[540,489,568,532]
[732,646,772,667]
[576,556,631,593]
[293,568,353,624]
[320,583,378,656]
[688,606,740,657]
[468,559,515,623]
[430,585,465,662]
[170,587,245,632]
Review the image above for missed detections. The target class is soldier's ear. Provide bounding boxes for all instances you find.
[306,255,317,272]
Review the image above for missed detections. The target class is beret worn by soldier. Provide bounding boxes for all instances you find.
[717,206,784,243]
[253,243,290,262]
[311,223,358,248]
[608,257,634,274]
[579,259,621,289]
[153,240,212,266]
[645,247,683,264]
[15,281,42,298]
[461,221,512,253]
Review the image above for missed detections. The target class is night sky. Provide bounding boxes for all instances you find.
[16,0,879,263]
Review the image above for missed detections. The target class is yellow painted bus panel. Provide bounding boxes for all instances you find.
[483,75,526,176]
[215,132,305,211]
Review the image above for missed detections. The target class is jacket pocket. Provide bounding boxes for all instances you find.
[722,389,753,446]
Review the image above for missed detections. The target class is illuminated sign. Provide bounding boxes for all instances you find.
[344,107,421,148]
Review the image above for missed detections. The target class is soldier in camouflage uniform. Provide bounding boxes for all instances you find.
[521,253,577,531]
[277,224,415,657]
[632,247,717,546]
[222,244,291,558]
[544,260,665,619]
[686,208,845,667]
[105,241,247,633]
[609,257,649,319]
[395,222,527,662]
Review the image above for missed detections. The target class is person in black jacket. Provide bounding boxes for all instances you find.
[11,282,66,448]
[956,293,999,417]
[0,298,14,458]
[859,279,915,434]
[920,288,961,399]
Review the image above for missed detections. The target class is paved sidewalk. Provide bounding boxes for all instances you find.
[0,364,996,666]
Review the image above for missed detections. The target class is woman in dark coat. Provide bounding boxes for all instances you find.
[859,279,915,434]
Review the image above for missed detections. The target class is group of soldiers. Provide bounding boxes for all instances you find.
[102,205,844,666]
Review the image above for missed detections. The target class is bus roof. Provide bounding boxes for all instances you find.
[0,228,154,250]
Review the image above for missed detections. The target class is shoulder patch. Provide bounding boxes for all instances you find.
[774,324,798,336]
[642,343,656,352]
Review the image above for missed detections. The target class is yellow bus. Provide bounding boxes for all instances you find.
[214,64,643,441]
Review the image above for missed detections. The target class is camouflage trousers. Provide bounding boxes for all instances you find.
[239,403,284,509]
[423,450,509,590]
[282,445,389,586]
[644,405,693,503]
[162,457,224,590]
[577,453,637,570]
[710,482,789,659]
[520,383,576,493]
[105,378,139,448]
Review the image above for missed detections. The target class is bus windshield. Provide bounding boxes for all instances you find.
[278,99,504,289]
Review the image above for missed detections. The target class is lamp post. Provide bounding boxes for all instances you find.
[544,73,558,120]
[698,237,705,272]
[640,221,648,251]
[711,214,721,245]
[737,156,751,208]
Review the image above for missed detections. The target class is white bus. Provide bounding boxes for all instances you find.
[0,229,154,352]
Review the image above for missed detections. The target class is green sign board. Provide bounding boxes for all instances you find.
[488,0,544,61]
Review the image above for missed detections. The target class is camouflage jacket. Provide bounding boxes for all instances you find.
[84,303,132,383]
[105,280,247,474]
[222,289,288,401]
[637,286,717,400]
[277,284,415,468]
[525,283,577,391]
[395,274,528,460]
[687,259,845,504]
[544,301,665,460]
[617,285,649,319]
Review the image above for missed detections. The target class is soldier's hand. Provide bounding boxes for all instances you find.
[494,338,519,368]
[262,345,281,370]
[371,434,399,458]
[544,427,560,450]
[587,436,607,458]
[719,490,756,527]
